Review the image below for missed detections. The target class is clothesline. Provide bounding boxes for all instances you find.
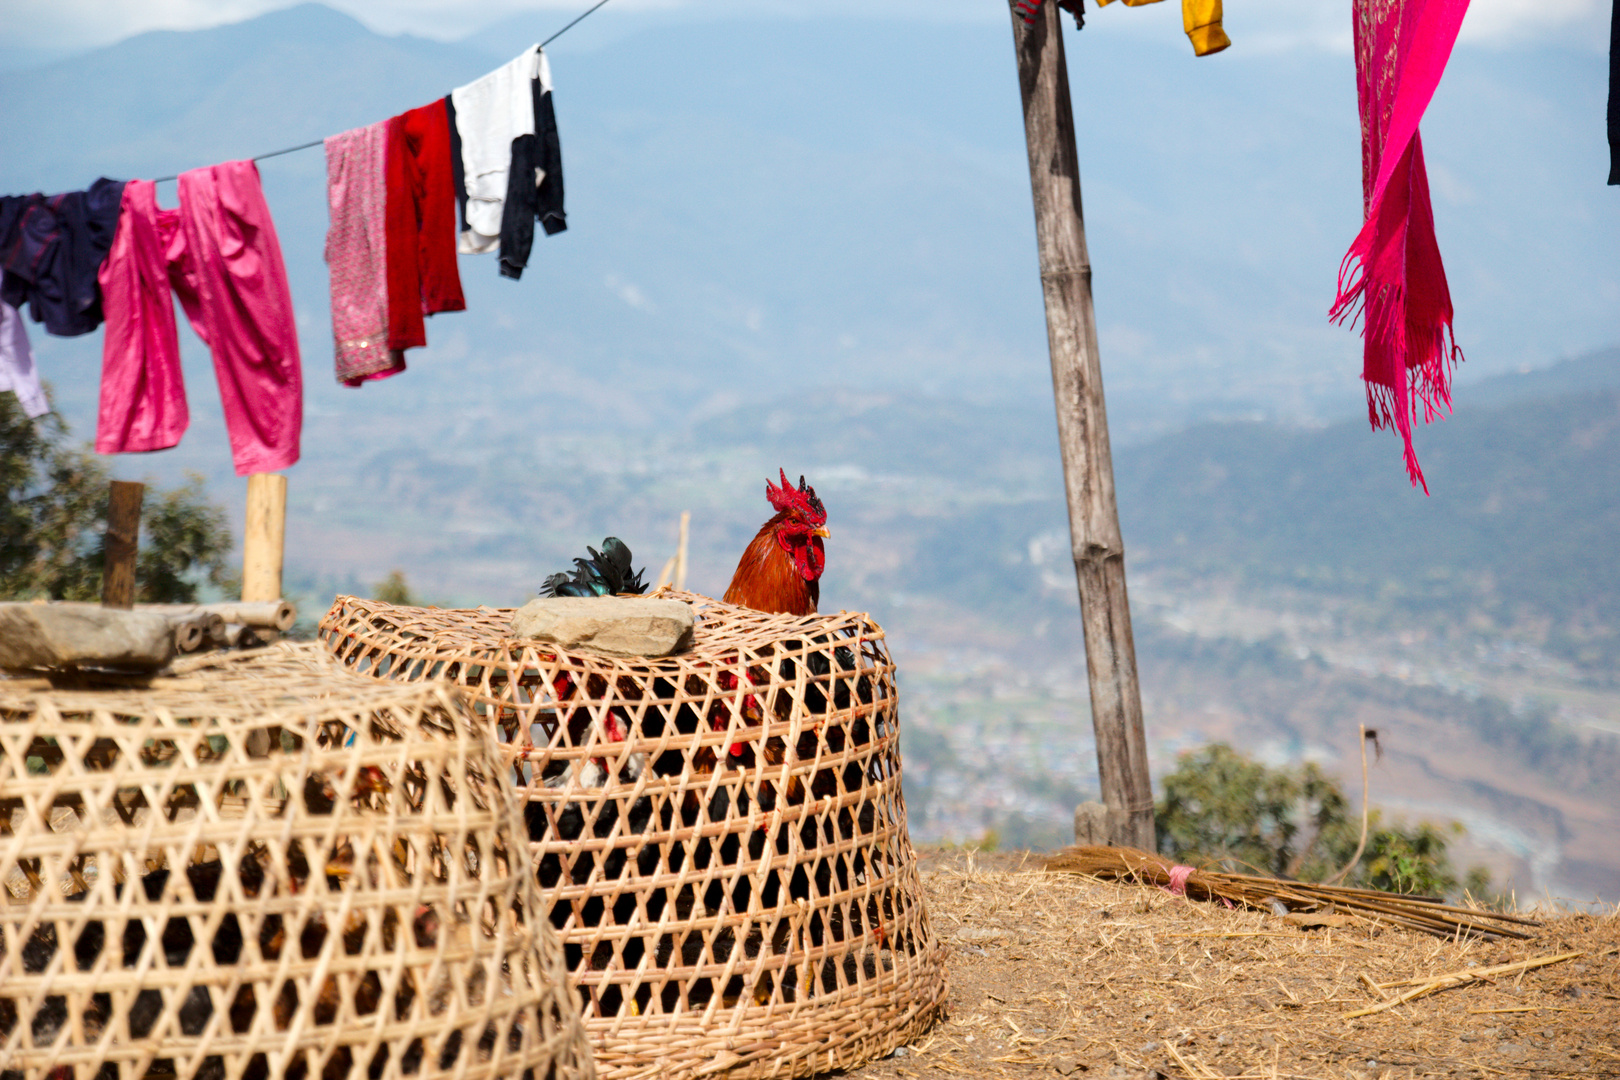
[150,0,614,184]
[3,3,580,465]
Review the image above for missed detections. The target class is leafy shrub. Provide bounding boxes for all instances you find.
[0,394,232,603]
[1155,742,1485,899]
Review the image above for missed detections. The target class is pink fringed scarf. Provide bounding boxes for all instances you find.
[1330,0,1469,493]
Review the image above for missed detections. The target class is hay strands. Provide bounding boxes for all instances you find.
[1042,846,1541,941]
[1342,949,1589,1019]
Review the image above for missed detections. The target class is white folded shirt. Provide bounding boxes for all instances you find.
[450,45,550,255]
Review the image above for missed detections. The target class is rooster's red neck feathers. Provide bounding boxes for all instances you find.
[723,470,829,616]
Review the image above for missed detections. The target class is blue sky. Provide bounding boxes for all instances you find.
[0,0,1608,52]
[2,0,1614,485]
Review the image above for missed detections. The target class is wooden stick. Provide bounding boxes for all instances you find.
[1325,724,1373,885]
[1344,951,1584,1019]
[1375,951,1585,991]
[101,481,144,609]
[1008,0,1153,849]
[676,510,691,592]
[241,473,287,603]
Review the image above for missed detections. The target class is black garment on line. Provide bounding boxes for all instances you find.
[1610,0,1620,184]
[0,178,127,336]
[498,67,567,281]
[445,95,469,236]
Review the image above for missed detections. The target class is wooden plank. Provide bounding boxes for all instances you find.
[101,481,144,609]
[241,473,287,603]
[1007,0,1155,849]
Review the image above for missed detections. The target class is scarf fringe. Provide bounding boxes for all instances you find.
[1330,185,1461,494]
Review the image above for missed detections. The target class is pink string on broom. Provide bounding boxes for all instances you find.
[1162,864,1234,908]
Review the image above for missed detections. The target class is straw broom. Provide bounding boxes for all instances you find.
[1042,846,1540,941]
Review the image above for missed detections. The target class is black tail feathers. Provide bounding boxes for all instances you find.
[540,536,649,597]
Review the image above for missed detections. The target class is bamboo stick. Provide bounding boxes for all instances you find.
[139,601,295,632]
[241,473,287,604]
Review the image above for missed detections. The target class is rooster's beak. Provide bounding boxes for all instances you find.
[813,526,831,539]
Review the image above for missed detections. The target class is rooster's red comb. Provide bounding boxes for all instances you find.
[766,468,826,526]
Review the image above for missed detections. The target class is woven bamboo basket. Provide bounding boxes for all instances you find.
[317,592,946,1080]
[0,644,594,1080]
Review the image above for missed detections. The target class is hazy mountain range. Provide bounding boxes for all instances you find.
[3,5,1617,896]
[4,3,1616,465]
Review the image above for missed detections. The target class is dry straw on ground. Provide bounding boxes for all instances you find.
[844,851,1619,1080]
[0,643,593,1080]
[318,592,948,1080]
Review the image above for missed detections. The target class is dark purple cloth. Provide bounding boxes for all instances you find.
[0,178,127,336]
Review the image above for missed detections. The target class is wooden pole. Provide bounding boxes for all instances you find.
[241,473,287,603]
[101,480,144,609]
[1008,0,1155,850]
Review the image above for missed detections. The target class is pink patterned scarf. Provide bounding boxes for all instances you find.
[1330,0,1470,492]
[324,121,405,385]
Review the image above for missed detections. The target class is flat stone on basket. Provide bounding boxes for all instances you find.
[510,596,694,657]
[0,602,176,672]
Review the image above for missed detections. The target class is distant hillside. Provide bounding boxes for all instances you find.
[1115,374,1620,678]
[3,4,1616,512]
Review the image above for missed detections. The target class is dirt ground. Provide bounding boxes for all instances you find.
[847,851,1620,1080]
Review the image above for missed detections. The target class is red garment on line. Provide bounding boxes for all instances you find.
[97,166,302,476]
[385,101,465,353]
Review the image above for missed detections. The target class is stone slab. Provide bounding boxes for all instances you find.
[509,596,694,658]
[0,603,177,672]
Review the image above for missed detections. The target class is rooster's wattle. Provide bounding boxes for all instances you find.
[723,470,829,616]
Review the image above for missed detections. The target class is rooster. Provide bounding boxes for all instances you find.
[723,470,830,615]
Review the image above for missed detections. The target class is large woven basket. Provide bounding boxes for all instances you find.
[317,592,946,1080]
[0,644,594,1080]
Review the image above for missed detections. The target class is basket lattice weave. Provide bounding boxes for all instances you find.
[0,644,594,1080]
[317,592,946,1080]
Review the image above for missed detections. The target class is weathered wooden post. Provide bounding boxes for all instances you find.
[1008,0,1156,849]
[241,473,287,603]
[101,480,144,609]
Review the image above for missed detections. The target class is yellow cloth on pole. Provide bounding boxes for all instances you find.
[1093,0,1230,56]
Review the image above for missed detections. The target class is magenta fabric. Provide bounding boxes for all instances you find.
[324,121,404,385]
[1329,0,1470,492]
[97,164,302,476]
[96,180,189,455]
[167,162,303,475]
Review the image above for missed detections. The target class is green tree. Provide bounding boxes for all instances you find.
[1358,814,1463,896]
[1155,742,1485,899]
[374,570,418,606]
[1155,743,1354,879]
[0,394,233,602]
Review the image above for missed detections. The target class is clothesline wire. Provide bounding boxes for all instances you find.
[150,0,614,184]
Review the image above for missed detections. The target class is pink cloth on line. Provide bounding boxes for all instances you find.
[95,163,302,476]
[97,180,189,454]
[1329,0,1470,493]
[324,121,404,386]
